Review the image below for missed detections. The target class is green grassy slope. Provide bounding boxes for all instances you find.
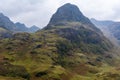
[0,3,119,80]
[0,22,119,80]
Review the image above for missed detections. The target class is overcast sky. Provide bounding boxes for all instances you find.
[0,0,120,28]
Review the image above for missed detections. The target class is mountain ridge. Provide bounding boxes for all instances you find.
[15,22,40,33]
[0,13,40,33]
[91,18,120,45]
[0,13,17,31]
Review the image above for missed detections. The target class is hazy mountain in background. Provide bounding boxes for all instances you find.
[91,18,120,45]
[15,22,39,33]
[15,22,29,32]
[109,22,120,40]
[0,13,39,34]
[29,25,40,32]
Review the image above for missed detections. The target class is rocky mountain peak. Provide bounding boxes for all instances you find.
[48,3,90,26]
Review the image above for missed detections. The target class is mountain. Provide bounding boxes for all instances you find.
[48,3,91,25]
[109,22,120,40]
[0,13,39,34]
[29,25,39,32]
[0,3,119,80]
[46,3,100,33]
[0,13,15,38]
[15,22,39,33]
[15,22,29,32]
[91,18,120,45]
[44,3,112,54]
[91,18,115,27]
[0,13,16,31]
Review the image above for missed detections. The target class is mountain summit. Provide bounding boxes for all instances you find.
[48,3,91,26]
[46,3,100,33]
[43,3,112,54]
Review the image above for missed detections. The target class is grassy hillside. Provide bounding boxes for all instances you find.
[0,22,119,80]
[0,3,120,80]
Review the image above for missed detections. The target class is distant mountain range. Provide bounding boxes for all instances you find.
[0,13,40,34]
[91,18,120,45]
[15,22,40,33]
